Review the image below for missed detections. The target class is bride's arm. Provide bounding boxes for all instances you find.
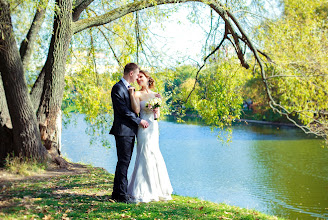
[128,88,140,114]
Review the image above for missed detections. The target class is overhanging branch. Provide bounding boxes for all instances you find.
[73,0,207,34]
[185,30,227,103]
[96,27,122,68]
[72,0,95,22]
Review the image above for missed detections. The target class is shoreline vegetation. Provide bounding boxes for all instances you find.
[0,164,283,219]
[166,114,296,128]
[235,119,295,127]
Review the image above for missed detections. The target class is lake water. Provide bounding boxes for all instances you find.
[61,116,328,219]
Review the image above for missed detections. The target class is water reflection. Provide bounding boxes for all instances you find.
[250,140,328,219]
[61,116,328,219]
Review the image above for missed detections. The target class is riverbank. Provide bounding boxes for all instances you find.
[235,119,296,127]
[0,164,282,219]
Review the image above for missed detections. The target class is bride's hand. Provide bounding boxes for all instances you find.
[128,87,135,95]
[140,119,149,128]
[155,93,162,99]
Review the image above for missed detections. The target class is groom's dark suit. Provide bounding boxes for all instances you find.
[110,80,141,202]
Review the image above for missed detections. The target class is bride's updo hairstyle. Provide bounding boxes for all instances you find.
[140,70,155,89]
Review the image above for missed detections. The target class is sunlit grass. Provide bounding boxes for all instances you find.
[0,167,283,219]
[4,156,47,176]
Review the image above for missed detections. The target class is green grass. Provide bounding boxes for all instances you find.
[0,167,283,219]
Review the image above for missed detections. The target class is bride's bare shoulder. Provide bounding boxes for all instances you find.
[134,91,142,98]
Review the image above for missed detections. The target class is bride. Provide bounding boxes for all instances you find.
[127,70,173,203]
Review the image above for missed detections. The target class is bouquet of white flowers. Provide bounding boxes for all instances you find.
[145,97,162,120]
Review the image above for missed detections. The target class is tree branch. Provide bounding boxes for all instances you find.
[135,11,140,63]
[30,61,46,112]
[209,4,249,69]
[89,28,99,85]
[72,0,95,22]
[102,25,134,50]
[73,0,205,34]
[96,27,122,68]
[237,36,273,63]
[266,74,328,79]
[185,31,227,103]
[19,0,49,70]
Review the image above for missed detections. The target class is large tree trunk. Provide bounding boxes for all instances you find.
[36,0,73,163]
[0,75,13,166]
[0,75,11,129]
[0,0,47,163]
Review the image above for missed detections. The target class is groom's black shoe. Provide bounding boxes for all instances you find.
[111,195,134,204]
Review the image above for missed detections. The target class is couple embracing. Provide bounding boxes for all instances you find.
[110,63,173,203]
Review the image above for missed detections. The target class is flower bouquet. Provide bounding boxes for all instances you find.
[145,97,162,120]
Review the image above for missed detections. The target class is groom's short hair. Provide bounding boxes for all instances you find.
[124,63,139,75]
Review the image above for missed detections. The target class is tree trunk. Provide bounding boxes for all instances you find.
[36,0,72,163]
[30,64,46,112]
[0,0,47,163]
[0,75,11,129]
[0,75,13,166]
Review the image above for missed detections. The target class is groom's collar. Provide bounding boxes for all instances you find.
[121,77,130,89]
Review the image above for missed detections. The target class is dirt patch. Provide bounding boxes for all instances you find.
[0,163,91,183]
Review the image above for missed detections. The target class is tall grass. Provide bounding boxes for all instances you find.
[5,155,47,176]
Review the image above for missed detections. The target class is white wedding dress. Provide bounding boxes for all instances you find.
[128,100,173,203]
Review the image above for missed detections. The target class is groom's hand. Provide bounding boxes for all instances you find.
[128,87,135,95]
[140,119,149,128]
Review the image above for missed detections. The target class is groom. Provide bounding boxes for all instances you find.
[110,63,149,203]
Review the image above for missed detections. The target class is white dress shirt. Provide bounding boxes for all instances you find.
[121,77,130,89]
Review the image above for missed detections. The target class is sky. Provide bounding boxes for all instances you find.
[148,4,211,66]
[146,4,216,67]
[143,1,282,68]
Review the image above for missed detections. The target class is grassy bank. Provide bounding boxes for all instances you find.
[0,166,282,219]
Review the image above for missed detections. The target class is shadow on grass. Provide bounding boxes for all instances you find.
[0,167,280,219]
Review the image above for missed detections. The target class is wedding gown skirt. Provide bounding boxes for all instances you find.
[128,101,173,203]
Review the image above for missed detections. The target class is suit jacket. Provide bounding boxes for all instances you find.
[109,80,141,136]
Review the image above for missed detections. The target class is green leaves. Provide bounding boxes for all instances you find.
[252,0,328,139]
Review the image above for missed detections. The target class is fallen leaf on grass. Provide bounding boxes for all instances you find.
[120,214,131,218]
[42,215,53,220]
[219,216,231,220]
[224,211,233,215]
[61,213,70,220]
[108,199,116,203]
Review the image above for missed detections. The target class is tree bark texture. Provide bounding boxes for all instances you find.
[0,75,13,166]
[72,0,94,22]
[0,75,11,128]
[30,67,46,112]
[19,0,49,70]
[36,0,73,157]
[0,0,47,162]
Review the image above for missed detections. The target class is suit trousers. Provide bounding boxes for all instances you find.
[112,135,135,200]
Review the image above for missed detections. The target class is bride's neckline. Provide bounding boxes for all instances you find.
[140,96,156,103]
[140,88,150,93]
